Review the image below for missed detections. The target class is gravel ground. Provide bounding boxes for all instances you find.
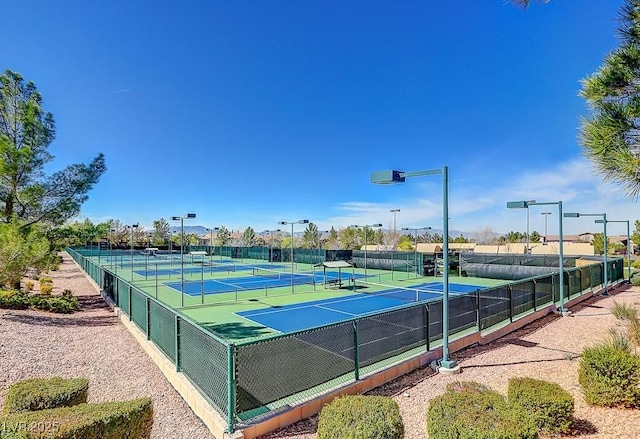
[0,252,214,439]
[2,252,640,439]
[261,283,640,439]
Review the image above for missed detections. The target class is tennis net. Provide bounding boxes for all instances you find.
[252,267,317,285]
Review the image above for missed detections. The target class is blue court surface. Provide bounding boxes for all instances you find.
[237,282,485,333]
[164,270,365,296]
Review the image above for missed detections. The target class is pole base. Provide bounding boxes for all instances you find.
[438,359,461,375]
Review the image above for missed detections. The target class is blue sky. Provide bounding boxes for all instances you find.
[2,0,635,237]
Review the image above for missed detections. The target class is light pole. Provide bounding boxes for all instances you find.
[277,219,309,293]
[172,213,196,306]
[565,212,609,295]
[109,228,115,267]
[268,229,281,265]
[128,223,139,280]
[390,209,400,248]
[371,166,458,373]
[352,224,383,279]
[508,200,565,312]
[402,227,431,276]
[521,199,536,253]
[541,212,552,245]
[208,227,219,265]
[598,219,631,282]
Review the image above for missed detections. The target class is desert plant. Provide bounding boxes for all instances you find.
[611,302,640,346]
[0,289,30,310]
[427,382,537,439]
[579,342,640,407]
[38,276,53,286]
[29,294,78,314]
[39,284,53,295]
[23,281,34,291]
[508,377,574,435]
[317,395,404,439]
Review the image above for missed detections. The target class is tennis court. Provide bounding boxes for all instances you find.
[164,270,365,296]
[237,282,486,333]
[133,263,285,278]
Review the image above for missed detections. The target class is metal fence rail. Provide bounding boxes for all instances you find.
[66,247,624,432]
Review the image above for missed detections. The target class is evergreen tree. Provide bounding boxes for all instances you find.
[580,1,640,198]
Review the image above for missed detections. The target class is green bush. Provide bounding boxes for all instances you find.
[23,281,34,292]
[317,395,403,439]
[0,290,30,310]
[29,294,78,314]
[631,271,640,286]
[3,378,89,415]
[38,277,52,286]
[0,398,153,439]
[579,342,640,407]
[508,377,574,435]
[39,284,53,295]
[427,382,537,439]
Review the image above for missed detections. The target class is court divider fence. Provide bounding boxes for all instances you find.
[66,247,624,433]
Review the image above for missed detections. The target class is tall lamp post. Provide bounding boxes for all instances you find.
[352,223,383,279]
[207,227,220,265]
[390,209,400,248]
[371,166,458,373]
[564,212,609,295]
[172,213,196,306]
[541,212,552,245]
[508,200,566,312]
[268,229,282,265]
[402,226,431,276]
[109,228,115,267]
[598,219,631,282]
[277,219,309,293]
[128,223,139,280]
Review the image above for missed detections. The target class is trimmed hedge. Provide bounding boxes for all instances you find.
[0,398,153,439]
[508,377,574,435]
[3,378,89,415]
[427,382,537,439]
[579,343,640,407]
[317,395,404,439]
[0,290,30,310]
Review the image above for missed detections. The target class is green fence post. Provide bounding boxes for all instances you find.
[353,320,360,381]
[227,344,236,433]
[146,298,151,340]
[128,287,133,321]
[175,315,181,371]
[509,286,513,323]
[425,304,431,351]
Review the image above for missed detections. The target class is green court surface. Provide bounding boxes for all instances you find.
[96,254,506,343]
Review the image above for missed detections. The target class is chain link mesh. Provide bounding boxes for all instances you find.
[511,280,535,316]
[235,322,354,417]
[118,280,131,315]
[130,288,147,334]
[178,319,229,417]
[358,305,427,367]
[148,300,177,361]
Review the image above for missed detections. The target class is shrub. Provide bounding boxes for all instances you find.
[3,378,89,415]
[0,397,153,439]
[23,281,34,292]
[39,284,53,295]
[579,342,640,407]
[29,294,78,314]
[611,302,640,346]
[427,382,537,439]
[508,377,574,435]
[631,271,640,286]
[317,395,403,439]
[0,290,30,310]
[38,276,53,285]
